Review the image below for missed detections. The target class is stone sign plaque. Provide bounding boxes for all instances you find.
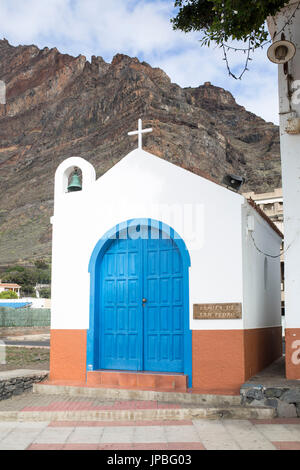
[193,303,242,320]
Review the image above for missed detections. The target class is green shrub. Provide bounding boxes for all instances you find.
[0,290,19,299]
[5,265,25,273]
[34,259,49,270]
[6,266,50,283]
[39,287,51,299]
[21,285,36,297]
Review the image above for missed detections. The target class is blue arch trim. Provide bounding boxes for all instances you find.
[87,218,192,388]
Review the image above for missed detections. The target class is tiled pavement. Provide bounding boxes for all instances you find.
[0,418,299,450]
[0,392,299,450]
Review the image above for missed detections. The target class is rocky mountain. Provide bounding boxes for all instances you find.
[0,39,281,265]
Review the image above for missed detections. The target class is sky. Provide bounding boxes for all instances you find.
[0,0,279,124]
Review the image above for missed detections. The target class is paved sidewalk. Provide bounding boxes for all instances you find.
[0,390,299,450]
[0,389,276,421]
[0,418,299,450]
[0,391,188,412]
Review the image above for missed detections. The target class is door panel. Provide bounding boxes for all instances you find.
[100,238,143,370]
[143,232,184,372]
[100,227,184,372]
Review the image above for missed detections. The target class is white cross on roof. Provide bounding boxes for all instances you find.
[128,118,153,149]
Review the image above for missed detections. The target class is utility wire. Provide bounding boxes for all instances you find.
[250,231,291,259]
[220,1,300,79]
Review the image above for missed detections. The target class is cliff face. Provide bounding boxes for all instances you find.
[0,40,281,264]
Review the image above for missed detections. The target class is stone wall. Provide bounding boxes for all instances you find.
[241,383,300,418]
[0,370,48,401]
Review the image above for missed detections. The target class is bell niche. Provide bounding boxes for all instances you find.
[54,157,96,202]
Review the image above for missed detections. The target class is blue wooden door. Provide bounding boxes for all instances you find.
[100,236,143,370]
[143,228,184,372]
[99,227,184,372]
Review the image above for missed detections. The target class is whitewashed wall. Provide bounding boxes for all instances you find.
[280,132,300,329]
[268,2,300,330]
[241,203,282,329]
[51,149,246,331]
[51,149,282,333]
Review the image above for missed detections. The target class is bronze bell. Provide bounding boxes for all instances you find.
[67,168,82,192]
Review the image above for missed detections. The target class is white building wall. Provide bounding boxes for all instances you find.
[242,203,282,329]
[280,133,300,329]
[51,150,245,331]
[268,2,300,330]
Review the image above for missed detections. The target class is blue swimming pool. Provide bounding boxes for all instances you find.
[0,302,32,309]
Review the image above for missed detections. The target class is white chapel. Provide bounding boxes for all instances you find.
[49,120,282,394]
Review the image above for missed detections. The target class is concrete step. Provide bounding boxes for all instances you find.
[86,370,188,392]
[33,383,242,406]
[0,405,276,422]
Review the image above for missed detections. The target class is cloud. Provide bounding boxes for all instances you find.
[0,0,177,57]
[153,40,279,124]
[0,0,279,124]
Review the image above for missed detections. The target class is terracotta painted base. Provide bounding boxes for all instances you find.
[244,326,282,379]
[49,329,87,383]
[285,328,300,380]
[87,370,188,392]
[192,327,282,394]
[49,327,282,394]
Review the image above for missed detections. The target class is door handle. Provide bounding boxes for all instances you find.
[142,298,147,305]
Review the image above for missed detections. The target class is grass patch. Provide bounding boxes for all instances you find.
[1,347,49,371]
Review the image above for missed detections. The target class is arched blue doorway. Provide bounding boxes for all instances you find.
[87,219,192,387]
